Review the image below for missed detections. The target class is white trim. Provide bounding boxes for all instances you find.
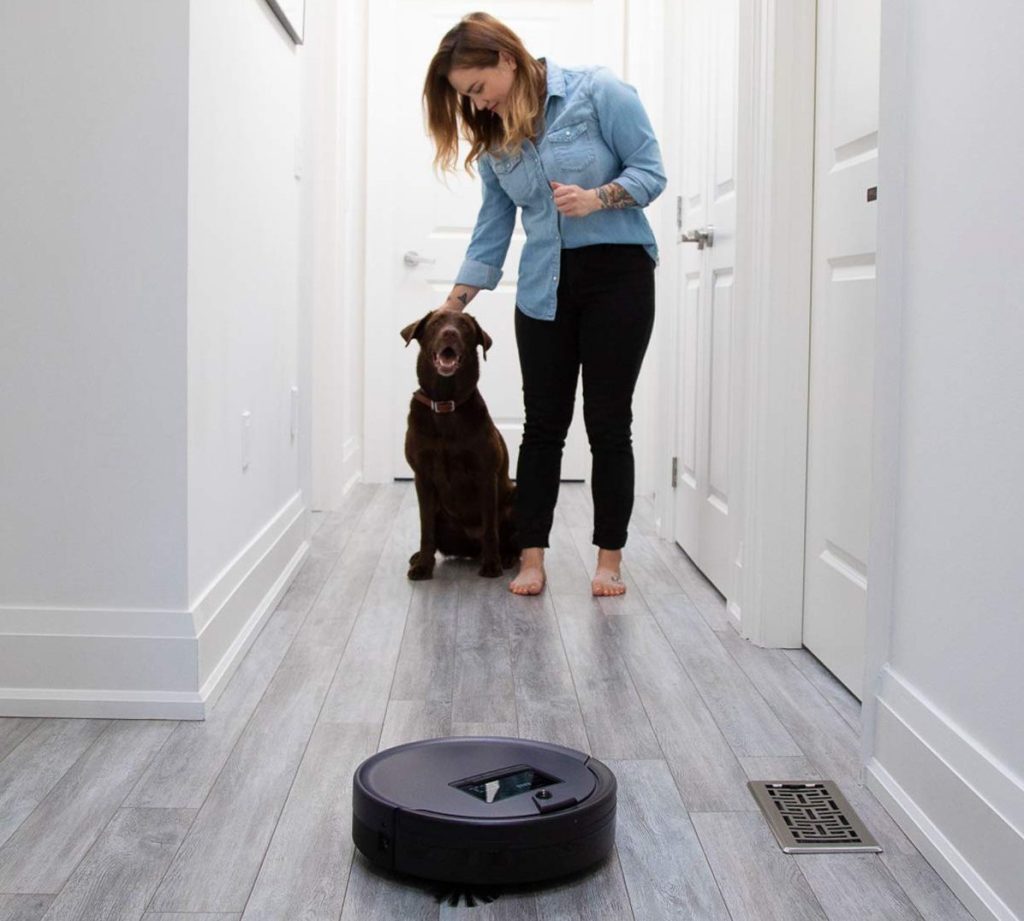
[0,689,206,722]
[861,0,908,774]
[312,0,368,508]
[653,0,686,543]
[196,498,309,710]
[190,492,305,634]
[726,598,742,633]
[0,606,194,638]
[733,0,816,647]
[363,0,400,483]
[867,670,1024,921]
[624,0,666,500]
[878,668,1024,833]
[0,495,308,721]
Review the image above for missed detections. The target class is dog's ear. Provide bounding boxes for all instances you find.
[400,312,433,347]
[468,314,493,360]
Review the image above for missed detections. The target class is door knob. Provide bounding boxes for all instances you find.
[403,250,436,267]
[678,227,714,249]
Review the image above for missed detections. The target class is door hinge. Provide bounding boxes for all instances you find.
[671,457,678,488]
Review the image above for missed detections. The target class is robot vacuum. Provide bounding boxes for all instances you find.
[352,737,617,885]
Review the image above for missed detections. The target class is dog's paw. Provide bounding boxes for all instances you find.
[407,551,435,580]
[478,559,503,578]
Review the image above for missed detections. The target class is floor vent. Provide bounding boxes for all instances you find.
[748,781,882,854]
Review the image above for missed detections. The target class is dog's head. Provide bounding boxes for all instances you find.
[400,309,493,389]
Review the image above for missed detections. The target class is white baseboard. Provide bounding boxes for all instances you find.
[866,667,1024,921]
[0,495,309,721]
[726,598,742,634]
[196,495,309,712]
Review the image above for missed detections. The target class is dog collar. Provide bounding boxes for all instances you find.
[412,389,474,414]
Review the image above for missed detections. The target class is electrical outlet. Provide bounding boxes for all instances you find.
[242,411,252,470]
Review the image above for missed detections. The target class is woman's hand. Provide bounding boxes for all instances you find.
[550,181,600,218]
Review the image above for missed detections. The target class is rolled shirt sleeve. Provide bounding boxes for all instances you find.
[455,155,517,290]
[590,67,667,208]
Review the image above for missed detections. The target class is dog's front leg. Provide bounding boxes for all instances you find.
[478,475,502,578]
[408,473,438,580]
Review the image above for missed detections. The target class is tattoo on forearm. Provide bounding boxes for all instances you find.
[596,182,638,210]
[456,292,469,306]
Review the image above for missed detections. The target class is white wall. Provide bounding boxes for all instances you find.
[0,2,198,709]
[186,0,314,696]
[310,0,368,510]
[0,0,340,717]
[186,0,304,601]
[867,2,1024,918]
[0,1,190,611]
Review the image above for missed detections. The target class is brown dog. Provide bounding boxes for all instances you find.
[400,309,518,580]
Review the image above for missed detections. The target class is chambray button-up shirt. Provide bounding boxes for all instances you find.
[455,59,667,321]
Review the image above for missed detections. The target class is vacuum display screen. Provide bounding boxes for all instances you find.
[453,766,562,803]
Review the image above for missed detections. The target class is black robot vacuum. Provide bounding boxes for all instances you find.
[352,737,617,885]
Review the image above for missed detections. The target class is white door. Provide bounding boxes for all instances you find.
[802,0,881,700]
[364,0,625,481]
[671,0,738,596]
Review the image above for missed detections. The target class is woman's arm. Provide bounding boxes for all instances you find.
[439,283,482,311]
[550,179,637,217]
[448,156,516,308]
[594,182,638,210]
[590,67,667,207]
[550,68,664,219]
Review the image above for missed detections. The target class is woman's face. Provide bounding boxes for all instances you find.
[448,51,517,118]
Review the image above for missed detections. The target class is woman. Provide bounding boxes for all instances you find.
[422,12,666,597]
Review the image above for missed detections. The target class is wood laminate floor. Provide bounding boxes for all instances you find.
[0,483,976,920]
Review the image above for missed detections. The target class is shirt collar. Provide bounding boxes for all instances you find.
[540,58,566,101]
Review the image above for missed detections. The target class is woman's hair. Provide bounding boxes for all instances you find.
[423,12,547,172]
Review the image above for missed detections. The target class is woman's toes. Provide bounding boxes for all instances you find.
[510,567,545,595]
[591,569,626,597]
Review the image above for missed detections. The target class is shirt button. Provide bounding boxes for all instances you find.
[553,275,558,281]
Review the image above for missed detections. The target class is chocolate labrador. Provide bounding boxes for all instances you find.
[400,309,518,580]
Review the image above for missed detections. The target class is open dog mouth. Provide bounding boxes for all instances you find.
[433,346,462,377]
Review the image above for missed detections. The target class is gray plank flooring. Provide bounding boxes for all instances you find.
[0,483,976,920]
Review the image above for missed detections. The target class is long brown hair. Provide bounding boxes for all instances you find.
[423,12,547,172]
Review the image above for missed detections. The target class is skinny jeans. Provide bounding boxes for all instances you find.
[514,243,655,550]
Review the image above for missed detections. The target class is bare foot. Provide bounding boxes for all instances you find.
[592,548,626,597]
[510,548,546,595]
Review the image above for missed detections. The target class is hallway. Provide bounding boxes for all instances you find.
[0,483,974,920]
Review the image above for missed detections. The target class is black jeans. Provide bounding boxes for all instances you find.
[514,243,655,550]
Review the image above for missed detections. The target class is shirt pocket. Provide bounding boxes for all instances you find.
[547,121,596,172]
[491,152,530,205]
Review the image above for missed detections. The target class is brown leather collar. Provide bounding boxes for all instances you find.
[412,388,474,414]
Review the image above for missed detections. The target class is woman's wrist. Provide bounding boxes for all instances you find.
[594,182,638,210]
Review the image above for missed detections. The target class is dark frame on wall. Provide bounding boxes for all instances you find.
[265,0,305,43]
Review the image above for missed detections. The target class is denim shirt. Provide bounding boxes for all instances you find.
[455,59,667,321]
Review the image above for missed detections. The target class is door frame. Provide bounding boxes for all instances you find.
[731,0,894,769]
[731,0,816,650]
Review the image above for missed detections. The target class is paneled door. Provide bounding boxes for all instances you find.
[802,0,881,699]
[364,0,625,481]
[672,0,738,596]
